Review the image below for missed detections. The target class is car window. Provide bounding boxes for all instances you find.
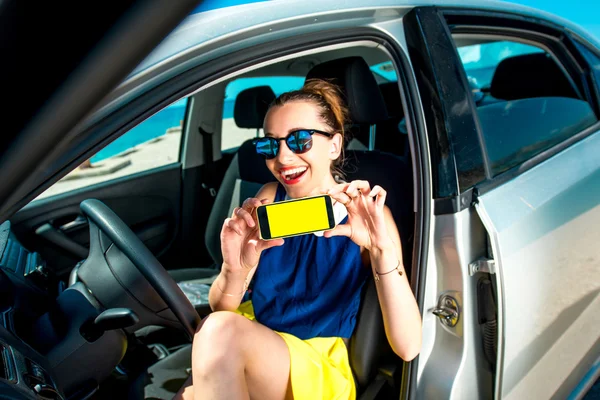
[370,61,398,82]
[36,98,188,200]
[453,38,598,177]
[458,41,543,89]
[221,76,304,151]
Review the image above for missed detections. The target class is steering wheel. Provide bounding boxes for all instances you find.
[78,198,200,339]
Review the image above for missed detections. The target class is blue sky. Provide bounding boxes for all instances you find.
[192,0,600,41]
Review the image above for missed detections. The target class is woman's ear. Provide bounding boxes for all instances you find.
[329,133,343,161]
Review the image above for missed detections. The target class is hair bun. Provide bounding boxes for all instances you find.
[302,79,348,133]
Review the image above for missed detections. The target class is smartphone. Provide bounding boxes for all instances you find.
[256,194,335,240]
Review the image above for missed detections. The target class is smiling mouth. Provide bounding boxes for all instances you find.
[280,166,307,184]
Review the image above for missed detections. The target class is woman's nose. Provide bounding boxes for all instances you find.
[276,141,295,162]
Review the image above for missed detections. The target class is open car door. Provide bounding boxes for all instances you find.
[475,145,600,400]
[406,7,600,400]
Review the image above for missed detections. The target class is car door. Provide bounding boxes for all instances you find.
[445,12,600,400]
[8,99,190,279]
[406,7,600,400]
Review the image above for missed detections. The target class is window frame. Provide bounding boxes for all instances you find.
[441,8,600,199]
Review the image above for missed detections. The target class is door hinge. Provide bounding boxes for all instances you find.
[469,257,496,276]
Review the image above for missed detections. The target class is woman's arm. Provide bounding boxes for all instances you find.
[208,266,258,312]
[208,182,279,312]
[367,206,422,361]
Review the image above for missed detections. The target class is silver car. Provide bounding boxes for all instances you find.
[1,1,598,399]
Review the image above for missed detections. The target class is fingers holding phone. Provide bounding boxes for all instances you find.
[224,197,262,235]
[221,197,284,271]
[256,195,336,240]
[324,180,392,251]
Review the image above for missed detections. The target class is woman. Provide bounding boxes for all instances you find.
[177,79,421,400]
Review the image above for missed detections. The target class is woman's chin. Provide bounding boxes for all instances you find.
[283,182,313,199]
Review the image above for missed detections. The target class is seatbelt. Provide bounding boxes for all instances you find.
[199,126,217,197]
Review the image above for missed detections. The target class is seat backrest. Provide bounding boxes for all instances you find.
[376,82,410,158]
[490,52,578,101]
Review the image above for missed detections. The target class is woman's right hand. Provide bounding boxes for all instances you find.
[221,197,284,274]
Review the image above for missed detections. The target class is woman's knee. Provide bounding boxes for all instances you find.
[192,311,246,371]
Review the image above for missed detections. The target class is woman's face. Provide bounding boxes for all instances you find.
[263,100,342,198]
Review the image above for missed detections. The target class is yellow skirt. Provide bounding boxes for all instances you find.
[235,301,356,400]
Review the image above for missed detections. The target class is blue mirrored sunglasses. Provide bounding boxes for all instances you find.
[252,129,334,160]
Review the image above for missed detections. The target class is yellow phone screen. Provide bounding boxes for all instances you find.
[266,196,331,238]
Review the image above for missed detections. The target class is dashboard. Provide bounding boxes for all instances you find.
[0,215,178,400]
[0,220,65,399]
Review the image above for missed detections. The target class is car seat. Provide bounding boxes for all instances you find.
[490,52,579,101]
[376,81,410,158]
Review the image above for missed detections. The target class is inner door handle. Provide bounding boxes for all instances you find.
[59,215,88,232]
[35,223,88,259]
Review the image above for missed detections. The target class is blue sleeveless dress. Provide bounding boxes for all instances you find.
[249,184,370,340]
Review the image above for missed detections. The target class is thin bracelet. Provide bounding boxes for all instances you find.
[374,260,403,283]
[215,276,249,297]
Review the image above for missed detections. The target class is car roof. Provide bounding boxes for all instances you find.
[131,0,600,80]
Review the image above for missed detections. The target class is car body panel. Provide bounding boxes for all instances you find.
[418,208,495,399]
[476,127,600,399]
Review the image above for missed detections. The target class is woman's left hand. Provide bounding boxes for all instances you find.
[324,180,395,252]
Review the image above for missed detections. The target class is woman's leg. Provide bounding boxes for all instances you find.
[173,375,194,400]
[185,311,291,400]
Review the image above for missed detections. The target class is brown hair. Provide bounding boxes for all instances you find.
[268,78,349,180]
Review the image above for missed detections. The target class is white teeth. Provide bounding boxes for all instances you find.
[281,167,307,177]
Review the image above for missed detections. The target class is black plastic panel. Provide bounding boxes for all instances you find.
[404,7,486,199]
[11,164,182,276]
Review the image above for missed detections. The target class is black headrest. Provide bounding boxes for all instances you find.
[233,86,276,129]
[306,57,388,124]
[490,53,578,101]
[237,139,275,184]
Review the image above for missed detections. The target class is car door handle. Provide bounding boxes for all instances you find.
[58,215,88,232]
[35,223,88,259]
